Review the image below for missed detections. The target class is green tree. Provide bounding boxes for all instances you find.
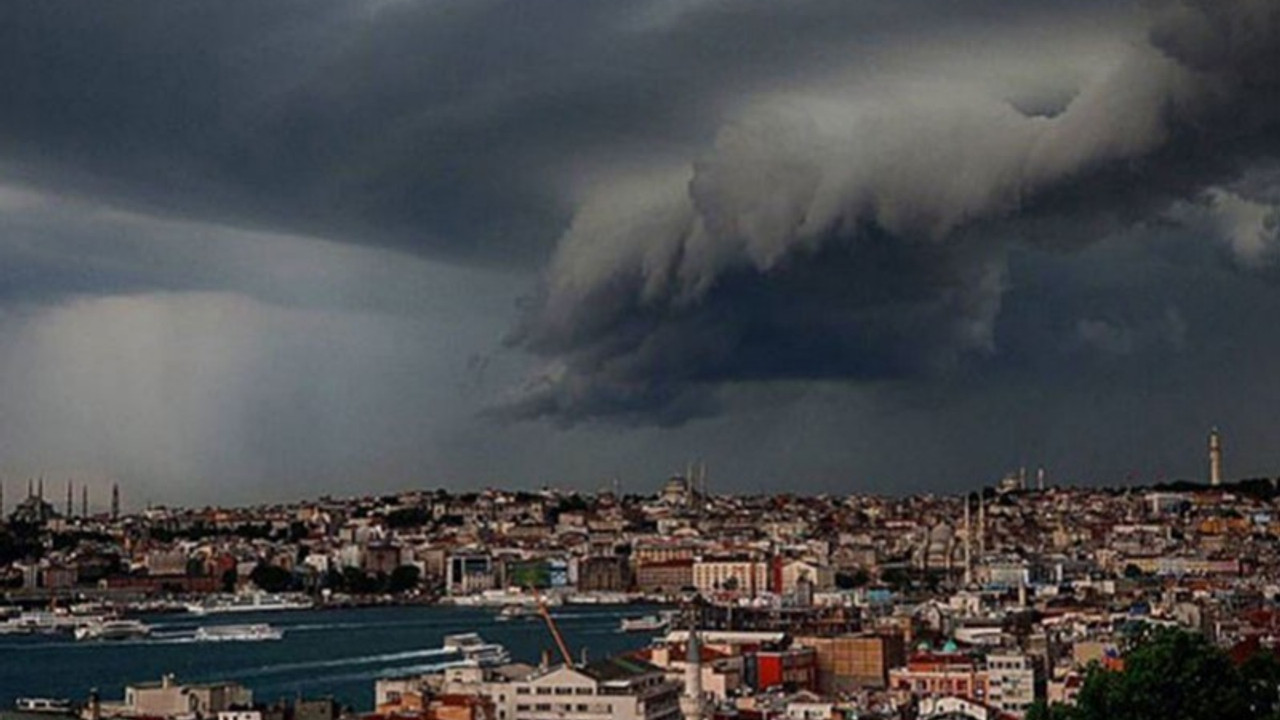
[388,565,421,594]
[249,563,294,593]
[1240,652,1280,719]
[1069,628,1252,720]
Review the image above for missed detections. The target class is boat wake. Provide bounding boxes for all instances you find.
[253,659,466,693]
[226,647,456,679]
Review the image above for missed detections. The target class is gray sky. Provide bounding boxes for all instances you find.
[1,0,1279,508]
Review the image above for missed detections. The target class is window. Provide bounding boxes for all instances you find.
[536,688,551,695]
[555,688,573,695]
[517,688,530,695]
[575,688,593,695]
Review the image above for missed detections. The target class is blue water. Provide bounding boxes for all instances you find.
[0,605,663,710]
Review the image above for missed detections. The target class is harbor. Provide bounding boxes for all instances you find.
[0,604,662,711]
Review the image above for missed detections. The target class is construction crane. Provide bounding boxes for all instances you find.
[530,585,574,667]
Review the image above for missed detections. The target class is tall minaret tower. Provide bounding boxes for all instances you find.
[1209,428,1223,487]
[111,483,120,521]
[977,492,986,558]
[81,485,89,518]
[962,494,973,586]
[680,628,705,720]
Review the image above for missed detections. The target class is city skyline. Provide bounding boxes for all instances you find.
[1,0,1278,504]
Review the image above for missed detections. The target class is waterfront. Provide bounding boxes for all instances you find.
[0,605,661,711]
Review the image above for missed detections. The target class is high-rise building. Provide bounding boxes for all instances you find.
[1210,428,1223,487]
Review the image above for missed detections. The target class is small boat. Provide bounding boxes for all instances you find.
[194,623,284,642]
[620,614,670,633]
[496,604,534,621]
[15,698,74,715]
[74,619,152,641]
[442,632,511,666]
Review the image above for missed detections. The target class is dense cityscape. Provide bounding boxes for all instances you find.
[4,0,1277,718]
[3,431,1279,720]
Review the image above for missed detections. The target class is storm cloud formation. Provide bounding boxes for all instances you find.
[505,0,1280,423]
[2,0,1280,500]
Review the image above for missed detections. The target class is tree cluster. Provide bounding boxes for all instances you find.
[1030,629,1280,720]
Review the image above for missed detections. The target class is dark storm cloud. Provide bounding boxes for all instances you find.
[0,0,1130,266]
[503,0,1280,425]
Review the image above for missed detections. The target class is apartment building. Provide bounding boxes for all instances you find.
[493,658,681,720]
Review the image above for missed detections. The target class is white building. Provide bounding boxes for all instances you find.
[985,653,1038,717]
[780,561,835,595]
[491,658,681,720]
[692,559,769,597]
[105,674,252,719]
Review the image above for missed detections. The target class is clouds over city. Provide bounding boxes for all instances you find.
[0,0,1278,499]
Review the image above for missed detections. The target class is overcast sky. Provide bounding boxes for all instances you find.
[1,0,1278,508]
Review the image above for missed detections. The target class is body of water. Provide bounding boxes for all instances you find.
[0,604,663,710]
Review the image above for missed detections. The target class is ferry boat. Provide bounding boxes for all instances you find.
[619,614,671,633]
[74,619,152,641]
[441,632,511,666]
[0,611,92,635]
[15,698,74,715]
[185,592,314,616]
[194,623,284,642]
[446,589,562,608]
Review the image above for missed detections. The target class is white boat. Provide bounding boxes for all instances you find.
[15,698,74,714]
[442,632,511,666]
[563,592,635,605]
[0,611,89,635]
[194,623,284,642]
[620,614,670,633]
[185,592,313,615]
[74,619,152,641]
[496,604,535,621]
[447,589,562,608]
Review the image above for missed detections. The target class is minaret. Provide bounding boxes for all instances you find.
[65,481,73,518]
[977,492,986,558]
[1209,428,1223,487]
[962,494,973,586]
[82,485,89,518]
[1036,467,1046,492]
[681,628,705,720]
[37,477,43,501]
[27,478,32,499]
[0,481,5,519]
[111,483,120,521]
